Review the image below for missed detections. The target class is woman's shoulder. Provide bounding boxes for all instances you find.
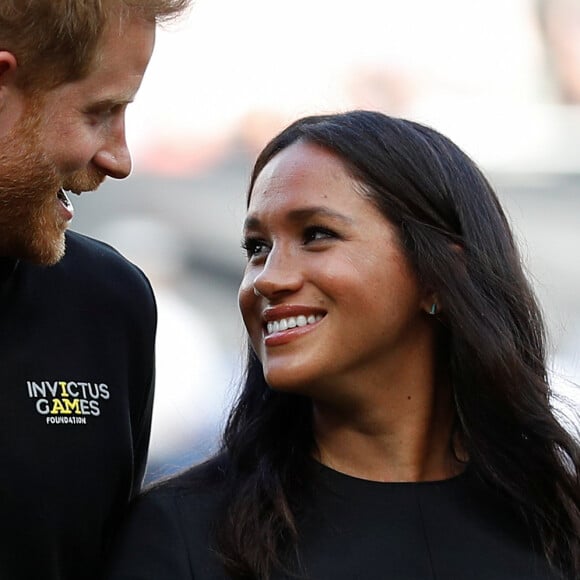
[114,455,229,549]
[143,455,228,505]
[105,457,229,579]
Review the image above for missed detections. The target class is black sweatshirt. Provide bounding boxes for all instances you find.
[0,231,156,580]
[106,457,562,580]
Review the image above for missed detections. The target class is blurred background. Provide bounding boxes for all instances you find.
[73,0,580,481]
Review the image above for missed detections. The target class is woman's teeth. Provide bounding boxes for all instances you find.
[266,314,323,335]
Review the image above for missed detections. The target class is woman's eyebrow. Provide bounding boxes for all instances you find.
[243,206,353,230]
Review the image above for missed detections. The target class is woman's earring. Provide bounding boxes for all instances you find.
[429,303,437,315]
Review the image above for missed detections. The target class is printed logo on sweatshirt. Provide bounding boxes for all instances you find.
[25,380,110,425]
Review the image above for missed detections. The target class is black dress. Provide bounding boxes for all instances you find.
[106,457,561,579]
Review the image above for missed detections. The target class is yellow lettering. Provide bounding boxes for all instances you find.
[62,399,81,415]
[50,399,66,414]
[59,381,69,397]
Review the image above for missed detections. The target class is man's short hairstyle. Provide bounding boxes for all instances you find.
[0,0,190,92]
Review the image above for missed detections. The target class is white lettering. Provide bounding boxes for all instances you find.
[45,381,58,397]
[36,399,50,414]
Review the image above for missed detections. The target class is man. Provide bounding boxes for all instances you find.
[0,1,189,578]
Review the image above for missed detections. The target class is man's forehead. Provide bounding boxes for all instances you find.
[89,16,155,82]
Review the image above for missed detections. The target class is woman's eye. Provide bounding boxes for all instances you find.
[303,226,337,244]
[241,238,270,259]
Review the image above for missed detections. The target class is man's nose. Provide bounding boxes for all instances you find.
[92,118,132,179]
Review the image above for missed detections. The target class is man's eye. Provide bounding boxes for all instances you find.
[86,103,124,122]
[87,107,111,118]
[241,238,270,259]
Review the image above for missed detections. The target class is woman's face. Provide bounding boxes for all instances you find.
[238,140,433,401]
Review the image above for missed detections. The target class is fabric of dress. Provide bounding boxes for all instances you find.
[0,230,156,580]
[106,455,562,580]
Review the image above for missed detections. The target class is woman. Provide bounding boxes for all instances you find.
[106,111,579,579]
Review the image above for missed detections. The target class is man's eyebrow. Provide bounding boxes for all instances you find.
[86,96,134,110]
[243,206,354,230]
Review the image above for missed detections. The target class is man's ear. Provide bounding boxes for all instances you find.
[0,51,24,135]
[0,51,18,89]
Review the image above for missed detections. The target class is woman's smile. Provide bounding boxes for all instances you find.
[238,140,432,395]
[263,311,325,346]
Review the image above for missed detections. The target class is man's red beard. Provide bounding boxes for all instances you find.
[0,100,104,265]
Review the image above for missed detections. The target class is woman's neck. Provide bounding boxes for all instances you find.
[312,380,463,483]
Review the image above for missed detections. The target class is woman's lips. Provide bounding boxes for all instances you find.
[266,313,323,336]
[262,311,325,347]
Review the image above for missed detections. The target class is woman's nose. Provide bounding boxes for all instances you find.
[252,246,303,299]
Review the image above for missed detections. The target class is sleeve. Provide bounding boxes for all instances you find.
[129,274,157,496]
[131,359,155,496]
[104,491,192,580]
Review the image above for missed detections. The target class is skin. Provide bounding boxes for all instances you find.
[0,12,156,264]
[239,140,460,482]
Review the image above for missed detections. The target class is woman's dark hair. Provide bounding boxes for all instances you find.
[216,110,580,579]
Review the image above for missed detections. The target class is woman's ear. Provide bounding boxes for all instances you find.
[420,243,465,316]
[421,294,440,316]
